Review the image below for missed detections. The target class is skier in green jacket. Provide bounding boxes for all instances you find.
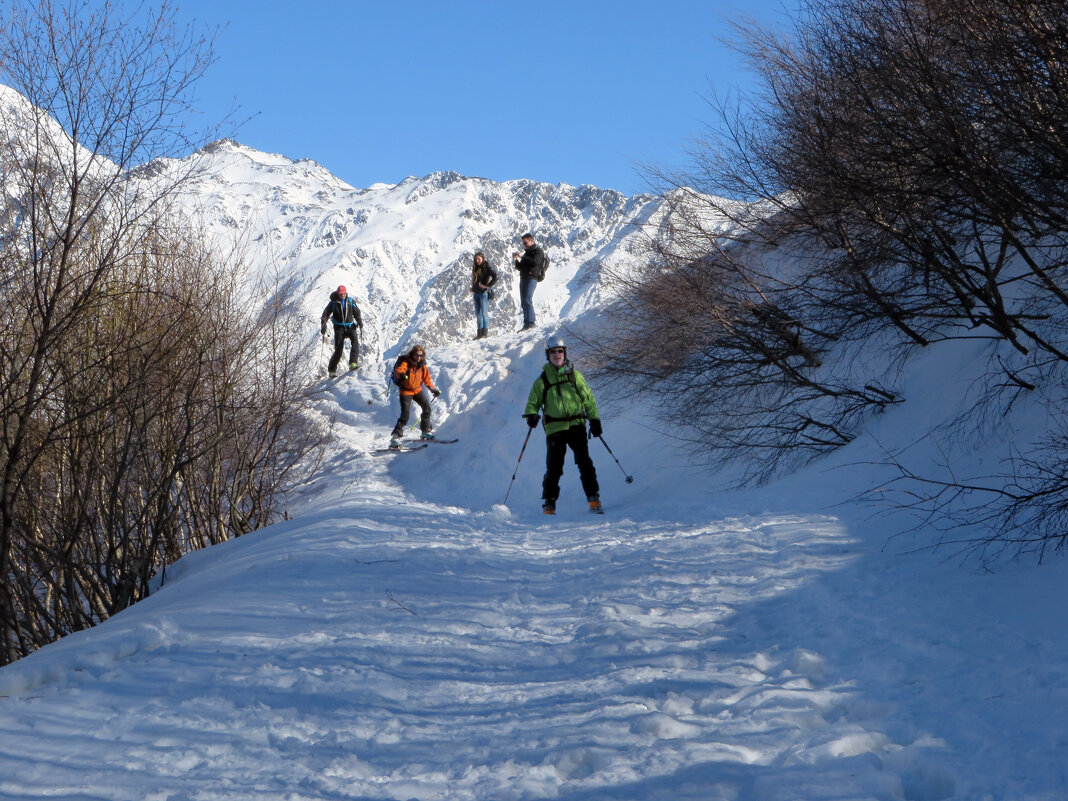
[523,334,602,514]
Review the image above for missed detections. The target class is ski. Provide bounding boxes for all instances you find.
[371,444,429,456]
[322,365,360,380]
[405,437,459,445]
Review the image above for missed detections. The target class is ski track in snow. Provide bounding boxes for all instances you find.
[0,502,913,801]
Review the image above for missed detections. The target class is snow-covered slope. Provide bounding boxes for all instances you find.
[1,321,1066,800]
[1,137,1066,801]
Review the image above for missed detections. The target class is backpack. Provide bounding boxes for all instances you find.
[539,369,575,393]
[389,356,410,387]
[535,250,549,282]
[537,369,585,425]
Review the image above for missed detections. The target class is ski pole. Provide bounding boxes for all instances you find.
[503,426,534,505]
[366,386,390,406]
[597,435,634,483]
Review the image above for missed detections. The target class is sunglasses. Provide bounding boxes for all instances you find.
[548,348,566,355]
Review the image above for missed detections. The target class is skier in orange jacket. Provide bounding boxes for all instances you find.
[389,345,441,448]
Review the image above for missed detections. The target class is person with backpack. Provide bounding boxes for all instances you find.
[320,285,364,377]
[389,345,441,448]
[470,251,498,340]
[512,233,547,332]
[523,334,602,514]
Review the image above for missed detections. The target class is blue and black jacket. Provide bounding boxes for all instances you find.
[321,291,363,330]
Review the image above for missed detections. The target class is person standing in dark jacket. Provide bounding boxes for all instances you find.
[470,251,498,340]
[320,285,364,377]
[512,233,545,332]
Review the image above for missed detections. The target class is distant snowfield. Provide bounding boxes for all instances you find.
[1,326,1066,801]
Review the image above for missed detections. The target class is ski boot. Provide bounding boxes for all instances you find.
[349,362,358,371]
[588,495,603,514]
[542,499,556,515]
[420,431,435,441]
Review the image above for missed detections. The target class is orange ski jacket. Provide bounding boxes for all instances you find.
[393,359,438,397]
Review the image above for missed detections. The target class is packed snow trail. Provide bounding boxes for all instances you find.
[0,497,941,801]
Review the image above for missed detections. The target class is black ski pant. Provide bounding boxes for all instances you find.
[392,391,432,438]
[542,424,599,502]
[328,325,359,372]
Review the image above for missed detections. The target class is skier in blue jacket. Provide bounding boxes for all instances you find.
[320,285,364,376]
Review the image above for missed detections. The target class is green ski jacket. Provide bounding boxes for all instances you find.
[524,361,599,436]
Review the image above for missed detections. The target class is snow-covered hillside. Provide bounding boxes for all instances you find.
[1,322,1066,800]
[1,139,1066,800]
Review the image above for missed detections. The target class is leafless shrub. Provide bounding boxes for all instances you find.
[603,0,1068,553]
[0,1,325,664]
[597,192,904,482]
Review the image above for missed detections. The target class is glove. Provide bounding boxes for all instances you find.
[359,322,364,330]
[320,325,327,336]
[431,388,441,398]
[524,413,540,429]
[588,419,602,438]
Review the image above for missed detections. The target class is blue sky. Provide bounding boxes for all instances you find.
[176,1,791,196]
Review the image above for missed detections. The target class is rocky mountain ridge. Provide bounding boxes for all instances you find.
[171,139,670,361]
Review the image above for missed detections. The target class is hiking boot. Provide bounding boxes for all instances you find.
[420,431,435,440]
[542,500,556,515]
[587,495,602,512]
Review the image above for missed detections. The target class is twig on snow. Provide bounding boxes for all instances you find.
[385,589,416,615]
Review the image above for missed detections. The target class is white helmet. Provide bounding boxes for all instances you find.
[544,335,567,359]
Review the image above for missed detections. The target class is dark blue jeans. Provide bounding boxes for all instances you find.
[519,276,537,326]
